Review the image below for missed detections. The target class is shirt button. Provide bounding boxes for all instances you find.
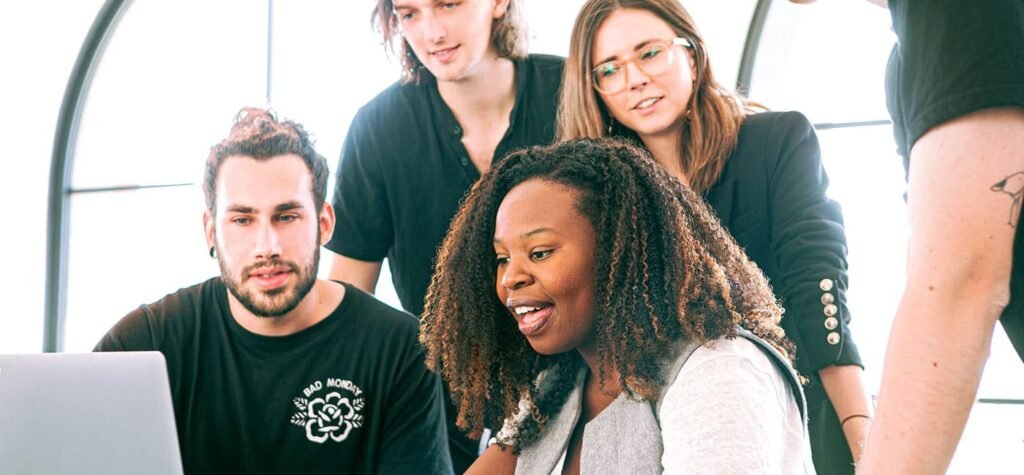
[453,125,462,135]
[460,158,469,166]
[823,304,838,317]
[821,293,835,305]
[819,278,834,292]
[824,317,839,330]
[827,331,841,345]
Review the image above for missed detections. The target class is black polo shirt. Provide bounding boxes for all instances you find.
[327,54,564,317]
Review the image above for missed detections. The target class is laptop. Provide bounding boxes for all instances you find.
[0,352,184,475]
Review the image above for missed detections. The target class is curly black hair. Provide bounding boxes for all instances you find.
[419,138,792,451]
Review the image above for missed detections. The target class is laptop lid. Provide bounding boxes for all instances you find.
[0,351,184,475]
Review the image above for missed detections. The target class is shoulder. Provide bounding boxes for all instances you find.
[739,110,814,139]
[162,277,220,307]
[337,283,422,342]
[341,80,432,167]
[663,335,801,432]
[659,337,808,472]
[680,336,784,381]
[132,278,217,330]
[734,110,819,173]
[669,336,794,413]
[522,54,565,89]
[524,53,565,71]
[350,80,430,131]
[360,79,426,113]
[97,278,218,351]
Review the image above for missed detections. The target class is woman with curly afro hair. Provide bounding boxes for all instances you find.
[420,138,813,473]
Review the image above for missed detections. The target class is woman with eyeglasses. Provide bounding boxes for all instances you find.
[557,1,871,473]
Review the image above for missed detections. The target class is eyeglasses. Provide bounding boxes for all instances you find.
[591,37,693,95]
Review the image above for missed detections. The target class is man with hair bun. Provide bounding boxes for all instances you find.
[97,108,452,474]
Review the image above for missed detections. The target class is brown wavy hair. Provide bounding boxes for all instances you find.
[556,0,761,193]
[419,138,791,451]
[204,107,329,215]
[372,0,528,83]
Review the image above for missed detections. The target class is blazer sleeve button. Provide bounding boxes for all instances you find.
[827,331,841,345]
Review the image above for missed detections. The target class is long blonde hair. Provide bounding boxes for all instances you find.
[556,0,757,193]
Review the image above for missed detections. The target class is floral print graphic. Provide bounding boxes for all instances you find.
[290,382,365,444]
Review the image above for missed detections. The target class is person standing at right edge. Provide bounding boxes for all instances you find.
[790,0,1024,472]
[325,1,563,472]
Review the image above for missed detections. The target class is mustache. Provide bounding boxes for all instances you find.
[240,258,300,279]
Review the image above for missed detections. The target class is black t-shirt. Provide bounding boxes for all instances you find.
[885,0,1024,170]
[95,279,452,475]
[885,0,1024,359]
[327,54,564,317]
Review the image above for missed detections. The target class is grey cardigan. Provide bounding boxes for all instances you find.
[513,328,807,474]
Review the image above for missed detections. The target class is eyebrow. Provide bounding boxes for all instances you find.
[225,201,305,214]
[392,0,415,11]
[274,201,304,213]
[594,39,662,66]
[493,227,555,244]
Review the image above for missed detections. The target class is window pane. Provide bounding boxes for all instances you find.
[749,1,894,123]
[951,403,1024,472]
[0,0,106,353]
[753,0,1024,465]
[268,1,399,172]
[63,186,217,352]
[71,0,268,190]
[684,0,758,91]
[817,123,1024,400]
[816,124,906,391]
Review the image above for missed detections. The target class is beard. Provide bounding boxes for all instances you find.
[218,246,320,318]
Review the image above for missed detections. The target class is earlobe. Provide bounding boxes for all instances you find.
[203,211,215,249]
[319,203,336,245]
[687,48,698,79]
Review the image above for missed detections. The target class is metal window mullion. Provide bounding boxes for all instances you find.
[45,0,131,352]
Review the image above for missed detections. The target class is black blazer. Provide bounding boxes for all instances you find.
[704,111,862,381]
